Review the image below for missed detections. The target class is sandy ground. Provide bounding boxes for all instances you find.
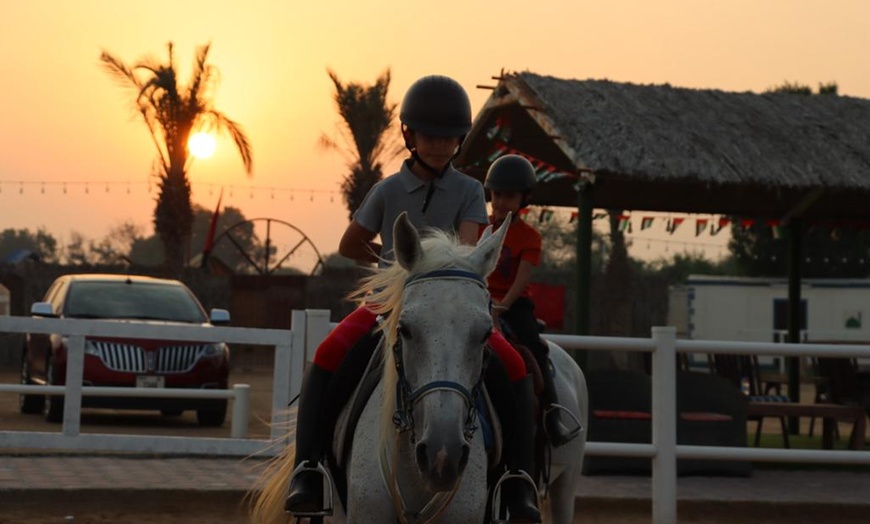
[2,492,869,524]
[1,365,867,523]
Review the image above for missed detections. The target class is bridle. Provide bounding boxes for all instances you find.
[380,268,493,524]
[390,269,492,443]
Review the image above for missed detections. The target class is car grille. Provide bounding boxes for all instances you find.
[92,342,208,373]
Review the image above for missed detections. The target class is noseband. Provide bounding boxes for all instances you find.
[391,269,492,442]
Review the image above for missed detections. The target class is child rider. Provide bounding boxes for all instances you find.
[285,75,542,523]
[482,154,583,447]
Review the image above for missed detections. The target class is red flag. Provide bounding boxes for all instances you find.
[201,189,223,268]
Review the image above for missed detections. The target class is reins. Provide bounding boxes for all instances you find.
[380,267,492,524]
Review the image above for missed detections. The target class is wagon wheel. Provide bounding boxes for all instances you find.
[213,218,325,276]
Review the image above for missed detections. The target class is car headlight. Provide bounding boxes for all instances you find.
[61,336,101,356]
[199,343,227,359]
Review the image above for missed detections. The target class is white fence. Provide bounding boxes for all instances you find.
[0,311,310,456]
[2,310,870,523]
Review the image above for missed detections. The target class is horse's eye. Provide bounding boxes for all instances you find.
[398,324,412,340]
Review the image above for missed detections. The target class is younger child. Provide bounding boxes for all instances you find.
[482,154,582,447]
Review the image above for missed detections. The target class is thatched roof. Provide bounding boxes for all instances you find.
[456,72,870,221]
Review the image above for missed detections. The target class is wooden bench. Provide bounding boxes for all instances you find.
[747,401,866,450]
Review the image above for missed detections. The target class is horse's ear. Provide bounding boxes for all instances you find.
[393,211,422,270]
[470,212,511,277]
[478,224,494,244]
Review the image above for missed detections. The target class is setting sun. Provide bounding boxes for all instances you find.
[188,132,217,159]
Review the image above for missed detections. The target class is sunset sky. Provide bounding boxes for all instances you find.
[2,1,869,267]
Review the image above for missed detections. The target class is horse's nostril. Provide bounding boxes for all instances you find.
[415,442,429,472]
[458,443,470,471]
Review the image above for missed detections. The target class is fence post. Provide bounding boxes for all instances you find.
[270,310,305,442]
[651,326,677,524]
[231,383,250,438]
[304,309,332,362]
[62,334,86,436]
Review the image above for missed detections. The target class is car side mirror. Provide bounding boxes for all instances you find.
[210,308,230,325]
[31,302,55,317]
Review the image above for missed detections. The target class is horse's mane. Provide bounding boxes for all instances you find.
[348,228,479,348]
[347,229,480,442]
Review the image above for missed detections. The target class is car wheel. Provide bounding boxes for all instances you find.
[196,399,227,427]
[43,359,64,423]
[19,352,45,414]
[161,409,184,417]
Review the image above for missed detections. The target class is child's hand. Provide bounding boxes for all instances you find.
[492,303,507,332]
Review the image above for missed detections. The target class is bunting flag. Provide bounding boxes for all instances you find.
[539,209,554,223]
[667,217,685,234]
[201,188,223,268]
[767,219,782,239]
[695,218,709,237]
[569,211,579,223]
[711,217,731,236]
[518,208,531,220]
[593,212,608,220]
[617,214,631,232]
[740,218,755,229]
[640,216,655,230]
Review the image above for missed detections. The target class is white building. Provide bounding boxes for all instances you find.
[669,275,870,371]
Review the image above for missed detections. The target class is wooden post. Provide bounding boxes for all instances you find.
[786,219,802,434]
[574,182,594,368]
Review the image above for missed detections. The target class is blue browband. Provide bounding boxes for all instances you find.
[404,268,486,287]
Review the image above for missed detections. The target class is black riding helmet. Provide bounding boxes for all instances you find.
[401,75,473,211]
[400,75,472,137]
[485,154,538,202]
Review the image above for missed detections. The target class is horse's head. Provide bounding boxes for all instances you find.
[387,211,509,492]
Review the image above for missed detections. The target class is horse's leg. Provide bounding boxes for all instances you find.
[546,343,589,524]
[546,451,584,524]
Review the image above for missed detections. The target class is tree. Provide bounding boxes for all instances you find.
[729,221,870,278]
[534,210,606,272]
[188,204,268,273]
[647,251,737,284]
[320,69,398,221]
[766,80,838,96]
[0,228,58,263]
[100,42,253,277]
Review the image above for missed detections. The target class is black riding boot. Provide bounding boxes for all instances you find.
[285,364,333,515]
[537,354,582,447]
[502,374,542,524]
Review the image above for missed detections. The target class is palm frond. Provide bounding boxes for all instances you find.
[204,110,253,175]
[99,51,142,90]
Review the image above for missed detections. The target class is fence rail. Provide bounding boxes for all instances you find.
[0,314,303,456]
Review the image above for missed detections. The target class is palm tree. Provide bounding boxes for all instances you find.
[100,42,253,277]
[320,69,398,221]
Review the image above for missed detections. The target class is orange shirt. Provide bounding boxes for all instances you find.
[479,217,541,302]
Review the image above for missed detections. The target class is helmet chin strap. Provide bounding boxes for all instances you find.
[405,131,466,213]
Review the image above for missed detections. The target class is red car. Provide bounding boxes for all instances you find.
[20,274,231,426]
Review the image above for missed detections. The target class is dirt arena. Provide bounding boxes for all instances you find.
[2,491,869,523]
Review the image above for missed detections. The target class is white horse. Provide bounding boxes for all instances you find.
[251,212,587,524]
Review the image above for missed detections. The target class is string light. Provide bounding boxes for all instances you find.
[0,178,343,202]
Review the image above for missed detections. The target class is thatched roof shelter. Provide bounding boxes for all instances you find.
[457,72,870,222]
[457,72,870,400]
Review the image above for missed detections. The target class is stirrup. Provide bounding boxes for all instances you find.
[543,403,584,446]
[285,461,334,518]
[490,469,539,524]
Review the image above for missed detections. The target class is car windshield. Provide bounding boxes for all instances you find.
[63,281,208,323]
